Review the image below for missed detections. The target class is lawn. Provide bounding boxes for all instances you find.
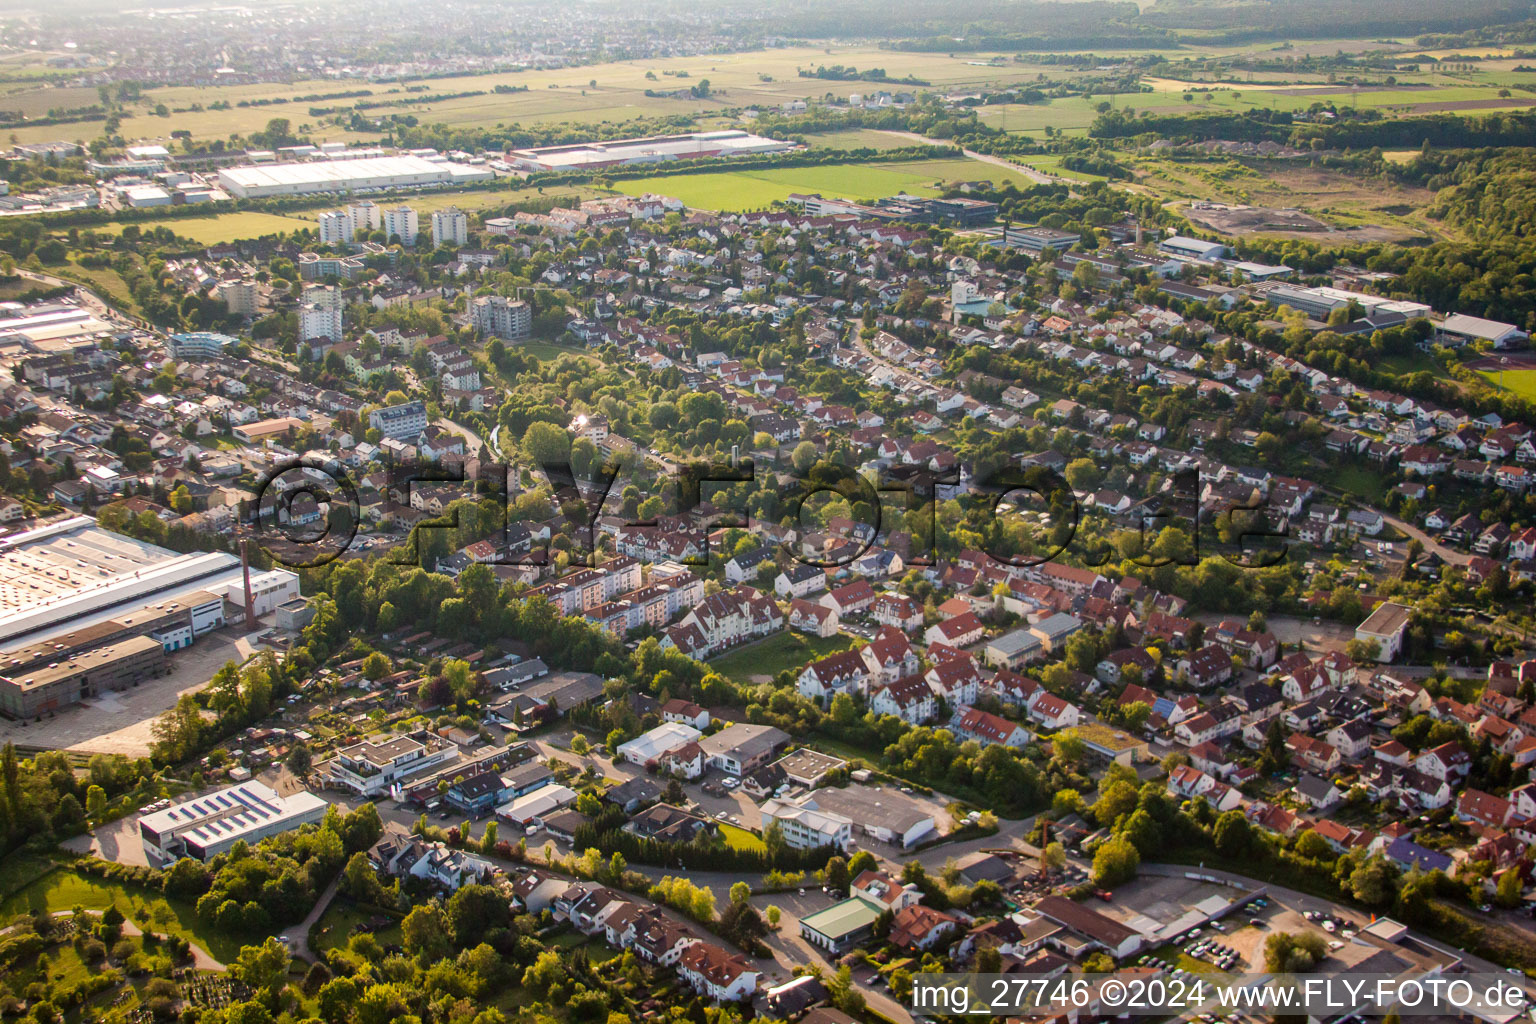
[707,629,859,682]
[719,823,767,853]
[0,853,57,901]
[611,156,1038,211]
[309,898,402,954]
[1378,350,1452,377]
[1479,367,1536,401]
[0,864,245,965]
[1321,463,1388,504]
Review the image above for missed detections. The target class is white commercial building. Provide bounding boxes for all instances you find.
[216,155,492,198]
[138,781,329,864]
[760,796,852,850]
[1356,601,1411,663]
[383,206,419,245]
[497,784,577,826]
[470,294,531,340]
[431,206,468,247]
[1438,313,1529,350]
[317,210,354,246]
[1268,285,1431,321]
[616,722,701,766]
[326,735,459,798]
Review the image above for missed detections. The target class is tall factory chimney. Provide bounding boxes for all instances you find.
[239,538,257,630]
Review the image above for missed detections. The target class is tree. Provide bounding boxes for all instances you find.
[1264,931,1328,973]
[362,651,391,680]
[766,904,781,928]
[1064,457,1101,492]
[1496,868,1524,908]
[342,851,383,904]
[1213,809,1253,857]
[1347,856,1396,906]
[729,881,751,905]
[85,784,108,818]
[763,820,787,860]
[1294,829,1333,860]
[791,440,818,474]
[1091,780,1138,828]
[51,793,85,833]
[401,904,451,961]
[231,937,290,1003]
[285,743,312,779]
[317,977,359,1024]
[1091,835,1140,886]
[1041,841,1067,873]
[824,855,850,893]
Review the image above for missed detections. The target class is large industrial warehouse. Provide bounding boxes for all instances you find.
[217,155,493,198]
[506,130,792,172]
[0,517,300,718]
[0,516,298,648]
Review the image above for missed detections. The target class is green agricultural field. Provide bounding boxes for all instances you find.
[807,128,922,151]
[0,45,1048,149]
[91,210,316,245]
[707,628,859,682]
[0,39,1524,149]
[975,77,1535,139]
[611,156,1036,211]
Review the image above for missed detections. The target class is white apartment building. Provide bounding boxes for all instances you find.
[299,284,343,344]
[348,201,381,236]
[432,206,468,247]
[383,206,419,245]
[317,209,354,246]
[471,294,531,340]
[217,278,258,317]
[369,399,428,441]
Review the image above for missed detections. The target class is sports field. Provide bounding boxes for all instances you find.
[1479,367,1536,401]
[612,156,1035,211]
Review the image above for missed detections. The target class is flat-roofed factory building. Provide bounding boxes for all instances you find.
[217,155,492,199]
[0,634,166,718]
[138,781,329,864]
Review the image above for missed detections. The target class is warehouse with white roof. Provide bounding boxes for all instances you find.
[507,130,791,172]
[138,781,329,864]
[217,155,492,198]
[1437,313,1528,350]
